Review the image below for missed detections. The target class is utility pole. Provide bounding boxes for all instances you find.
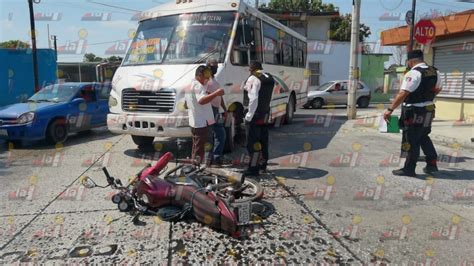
[347,0,361,120]
[51,35,58,61]
[255,0,259,8]
[28,0,40,92]
[408,0,417,51]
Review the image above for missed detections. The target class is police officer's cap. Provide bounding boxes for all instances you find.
[250,61,263,71]
[407,50,424,61]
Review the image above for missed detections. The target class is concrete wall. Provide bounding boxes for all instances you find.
[307,41,354,88]
[435,98,474,121]
[307,17,331,41]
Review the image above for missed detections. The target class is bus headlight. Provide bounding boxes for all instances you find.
[108,96,118,108]
[17,112,36,124]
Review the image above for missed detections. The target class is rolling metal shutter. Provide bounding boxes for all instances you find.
[433,44,474,99]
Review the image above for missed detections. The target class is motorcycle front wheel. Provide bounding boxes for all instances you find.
[228,178,263,203]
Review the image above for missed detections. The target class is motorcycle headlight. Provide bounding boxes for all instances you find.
[17,112,36,124]
[108,96,118,108]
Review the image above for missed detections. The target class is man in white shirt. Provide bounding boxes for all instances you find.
[185,66,224,163]
[384,50,442,177]
[206,59,227,166]
[243,61,274,177]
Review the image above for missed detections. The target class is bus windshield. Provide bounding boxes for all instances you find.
[123,12,235,66]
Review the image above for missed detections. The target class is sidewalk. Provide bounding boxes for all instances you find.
[352,110,474,151]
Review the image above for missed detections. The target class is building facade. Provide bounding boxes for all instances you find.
[381,9,474,121]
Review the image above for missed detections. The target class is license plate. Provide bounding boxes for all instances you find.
[0,129,8,137]
[234,202,251,225]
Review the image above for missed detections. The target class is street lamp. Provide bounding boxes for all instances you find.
[28,0,40,92]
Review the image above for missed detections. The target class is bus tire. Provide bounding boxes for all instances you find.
[131,135,154,149]
[284,94,296,124]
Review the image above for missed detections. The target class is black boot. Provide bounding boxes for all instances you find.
[423,165,439,174]
[392,168,416,177]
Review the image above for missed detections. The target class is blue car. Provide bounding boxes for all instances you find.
[0,82,111,144]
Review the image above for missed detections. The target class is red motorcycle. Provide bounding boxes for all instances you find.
[86,152,264,236]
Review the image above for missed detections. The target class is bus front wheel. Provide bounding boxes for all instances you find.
[284,95,296,124]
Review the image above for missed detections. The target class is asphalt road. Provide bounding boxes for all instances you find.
[0,106,473,264]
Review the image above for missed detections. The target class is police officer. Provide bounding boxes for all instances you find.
[243,61,275,177]
[384,50,442,177]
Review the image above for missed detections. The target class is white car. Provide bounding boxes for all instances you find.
[303,80,371,109]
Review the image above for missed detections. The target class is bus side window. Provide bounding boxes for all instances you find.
[248,16,262,62]
[262,22,282,65]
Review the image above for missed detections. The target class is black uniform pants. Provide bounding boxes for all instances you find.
[246,120,269,174]
[399,105,438,173]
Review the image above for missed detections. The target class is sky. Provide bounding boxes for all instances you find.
[0,0,472,63]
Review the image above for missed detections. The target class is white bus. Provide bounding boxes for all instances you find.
[107,0,308,150]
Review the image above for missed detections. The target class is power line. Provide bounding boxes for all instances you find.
[86,0,142,13]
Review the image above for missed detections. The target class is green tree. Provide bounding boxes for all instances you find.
[83,53,103,62]
[266,0,336,12]
[329,14,371,42]
[0,40,30,49]
[107,56,123,62]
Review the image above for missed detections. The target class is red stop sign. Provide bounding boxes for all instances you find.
[414,20,436,44]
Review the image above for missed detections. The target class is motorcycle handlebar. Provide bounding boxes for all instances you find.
[102,167,114,186]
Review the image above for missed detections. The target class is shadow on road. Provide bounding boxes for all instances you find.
[414,169,474,180]
[0,127,115,152]
[123,138,193,161]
